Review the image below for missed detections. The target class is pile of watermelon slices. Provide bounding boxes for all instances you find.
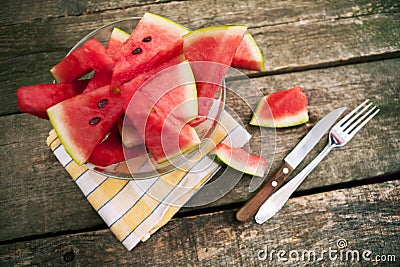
[17,12,268,169]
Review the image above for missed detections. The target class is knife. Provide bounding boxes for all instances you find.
[235,107,346,222]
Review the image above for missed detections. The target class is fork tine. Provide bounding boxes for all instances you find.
[337,99,369,127]
[343,101,374,131]
[347,105,380,136]
[340,99,371,130]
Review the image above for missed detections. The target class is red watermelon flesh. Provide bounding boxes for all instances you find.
[250,86,309,128]
[231,32,266,71]
[50,39,113,83]
[136,60,198,123]
[47,85,124,165]
[125,88,200,163]
[111,13,189,86]
[88,126,125,167]
[214,143,267,177]
[17,80,89,119]
[183,26,247,116]
[119,54,185,110]
[106,27,130,61]
[84,65,113,93]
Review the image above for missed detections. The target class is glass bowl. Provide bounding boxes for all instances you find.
[63,18,226,180]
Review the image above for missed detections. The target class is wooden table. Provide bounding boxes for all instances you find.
[1,0,399,266]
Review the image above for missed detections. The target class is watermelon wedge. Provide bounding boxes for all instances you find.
[214,143,267,177]
[232,32,266,71]
[119,54,186,110]
[112,13,189,86]
[106,27,130,61]
[250,86,309,128]
[137,60,198,123]
[50,39,113,83]
[125,85,200,163]
[17,80,89,119]
[183,25,247,116]
[47,85,123,165]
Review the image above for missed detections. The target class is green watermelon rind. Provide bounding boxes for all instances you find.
[214,144,266,177]
[157,125,201,164]
[250,87,309,128]
[47,105,87,165]
[143,12,190,37]
[183,25,248,47]
[250,109,309,128]
[110,27,129,42]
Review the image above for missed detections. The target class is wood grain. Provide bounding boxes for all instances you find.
[1,59,399,242]
[1,0,399,115]
[1,180,398,266]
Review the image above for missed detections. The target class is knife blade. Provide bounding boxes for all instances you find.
[235,107,346,222]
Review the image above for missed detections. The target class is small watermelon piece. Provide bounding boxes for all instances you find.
[183,25,247,116]
[50,39,113,83]
[16,80,89,119]
[84,65,113,93]
[214,143,267,177]
[106,27,130,61]
[232,32,266,71]
[250,86,309,128]
[88,126,125,167]
[112,13,189,86]
[47,85,124,165]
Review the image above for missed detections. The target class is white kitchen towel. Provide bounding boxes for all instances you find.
[47,111,250,250]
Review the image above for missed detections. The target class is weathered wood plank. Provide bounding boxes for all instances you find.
[1,180,398,266]
[1,0,182,25]
[1,0,399,115]
[0,59,398,242]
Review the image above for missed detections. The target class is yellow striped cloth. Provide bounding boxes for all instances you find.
[46,111,250,250]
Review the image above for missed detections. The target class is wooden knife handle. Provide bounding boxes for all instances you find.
[235,162,294,222]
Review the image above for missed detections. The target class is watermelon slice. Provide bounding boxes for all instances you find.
[50,39,113,83]
[183,25,247,116]
[136,60,198,123]
[17,80,89,119]
[106,27,130,61]
[250,86,309,128]
[119,54,186,110]
[214,143,267,177]
[125,86,200,163]
[111,13,189,86]
[231,32,266,71]
[47,85,124,165]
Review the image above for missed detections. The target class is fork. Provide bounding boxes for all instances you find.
[255,100,380,224]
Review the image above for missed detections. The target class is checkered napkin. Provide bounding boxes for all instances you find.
[46,111,250,250]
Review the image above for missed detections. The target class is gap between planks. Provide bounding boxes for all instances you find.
[0,171,398,246]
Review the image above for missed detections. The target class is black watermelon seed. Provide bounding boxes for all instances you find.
[132,47,142,55]
[97,98,108,108]
[142,36,151,42]
[89,117,101,125]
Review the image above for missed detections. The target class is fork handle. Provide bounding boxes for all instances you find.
[292,144,334,188]
[255,143,334,224]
